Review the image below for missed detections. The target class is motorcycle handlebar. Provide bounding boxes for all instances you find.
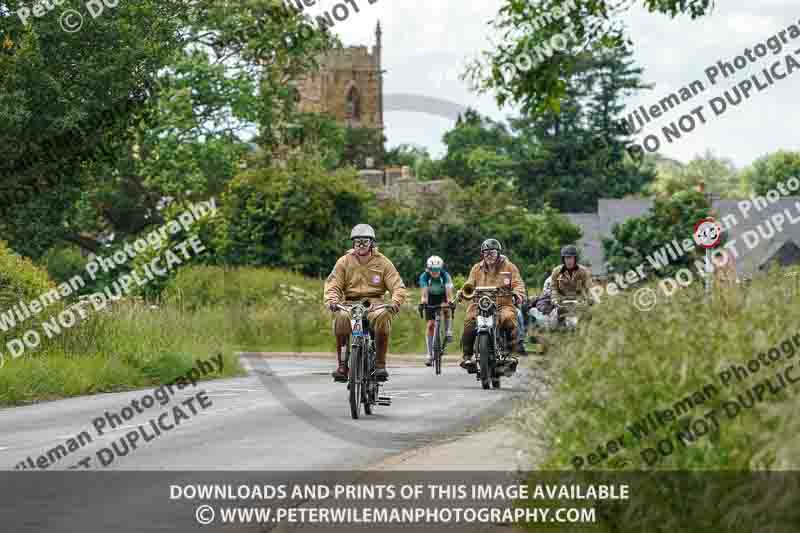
[335,303,390,312]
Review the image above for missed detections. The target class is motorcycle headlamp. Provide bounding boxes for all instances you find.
[478,295,494,312]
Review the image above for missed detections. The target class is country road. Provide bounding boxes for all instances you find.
[0,356,535,533]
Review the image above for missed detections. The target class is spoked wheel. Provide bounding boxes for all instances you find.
[433,319,442,375]
[349,344,363,419]
[363,349,373,415]
[479,335,492,390]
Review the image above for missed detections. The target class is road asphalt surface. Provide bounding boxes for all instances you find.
[1,356,535,533]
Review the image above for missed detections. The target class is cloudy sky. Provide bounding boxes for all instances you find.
[305,0,799,168]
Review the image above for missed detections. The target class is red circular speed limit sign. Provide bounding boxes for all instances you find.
[694,217,722,248]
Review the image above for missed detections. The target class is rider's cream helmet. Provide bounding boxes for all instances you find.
[426,255,444,270]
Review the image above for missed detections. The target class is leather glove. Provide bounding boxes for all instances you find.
[389,303,401,314]
[327,302,339,312]
[417,303,424,318]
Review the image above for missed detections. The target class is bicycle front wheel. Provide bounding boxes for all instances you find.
[349,342,363,419]
[434,316,442,375]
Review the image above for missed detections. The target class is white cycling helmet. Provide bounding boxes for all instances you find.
[426,255,444,270]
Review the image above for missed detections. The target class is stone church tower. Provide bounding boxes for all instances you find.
[293,22,384,133]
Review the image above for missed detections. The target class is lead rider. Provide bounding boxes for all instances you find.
[323,224,407,383]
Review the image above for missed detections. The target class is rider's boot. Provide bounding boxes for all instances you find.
[508,327,525,356]
[374,331,390,382]
[331,334,349,382]
[459,326,477,372]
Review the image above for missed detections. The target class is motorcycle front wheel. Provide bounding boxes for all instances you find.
[349,344,363,419]
[363,348,373,415]
[479,335,491,390]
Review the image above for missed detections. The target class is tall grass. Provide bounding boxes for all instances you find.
[0,300,241,406]
[513,271,800,531]
[164,265,466,354]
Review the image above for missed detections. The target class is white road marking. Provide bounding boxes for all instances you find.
[0,446,9,452]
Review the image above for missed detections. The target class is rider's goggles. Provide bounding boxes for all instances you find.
[482,249,499,258]
[429,267,442,273]
[353,238,372,248]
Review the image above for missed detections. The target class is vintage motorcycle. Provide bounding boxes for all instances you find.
[557,299,582,330]
[335,301,392,419]
[459,282,518,390]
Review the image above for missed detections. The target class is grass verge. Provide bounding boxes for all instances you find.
[0,301,242,406]
[511,271,800,531]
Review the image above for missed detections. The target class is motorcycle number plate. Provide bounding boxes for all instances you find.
[477,316,494,328]
[351,321,365,336]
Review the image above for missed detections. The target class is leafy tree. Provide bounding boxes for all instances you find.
[1,0,337,258]
[216,156,372,277]
[603,190,709,278]
[440,108,514,188]
[506,45,655,212]
[740,150,800,196]
[283,112,346,171]
[384,144,441,181]
[373,176,581,286]
[0,0,190,257]
[342,126,385,169]
[465,0,715,114]
[649,150,741,198]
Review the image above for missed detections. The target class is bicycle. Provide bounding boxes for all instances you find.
[335,302,391,419]
[423,302,456,375]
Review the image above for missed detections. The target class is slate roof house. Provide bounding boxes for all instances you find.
[566,197,800,279]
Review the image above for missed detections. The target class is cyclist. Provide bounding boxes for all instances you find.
[417,255,455,366]
[459,238,526,371]
[323,224,408,382]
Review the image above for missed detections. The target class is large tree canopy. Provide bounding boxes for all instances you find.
[0,0,336,258]
[465,0,715,114]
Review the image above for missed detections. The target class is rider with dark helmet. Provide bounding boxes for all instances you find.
[550,245,593,312]
[458,238,526,371]
[323,224,408,382]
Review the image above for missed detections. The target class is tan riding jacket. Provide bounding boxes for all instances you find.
[323,250,408,307]
[550,264,593,306]
[464,255,525,312]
